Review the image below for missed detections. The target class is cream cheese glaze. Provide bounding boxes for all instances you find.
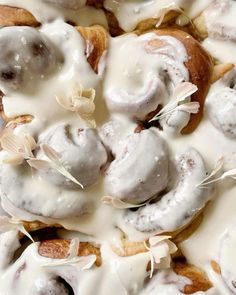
[0,1,236,295]
[104,0,214,32]
[202,0,236,64]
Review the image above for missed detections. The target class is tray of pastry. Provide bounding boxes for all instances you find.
[0,0,235,294]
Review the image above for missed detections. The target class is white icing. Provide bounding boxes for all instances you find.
[219,223,236,294]
[0,0,108,28]
[203,0,236,64]
[104,0,214,32]
[103,32,188,119]
[120,147,211,234]
[0,1,235,295]
[206,69,236,139]
[104,128,169,203]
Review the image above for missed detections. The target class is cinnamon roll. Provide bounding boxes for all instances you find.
[120,147,211,234]
[103,28,213,134]
[0,1,235,295]
[206,67,236,139]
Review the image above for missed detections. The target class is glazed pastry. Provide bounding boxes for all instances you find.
[103,28,213,134]
[103,0,214,32]
[104,128,168,203]
[194,0,236,64]
[206,67,236,139]
[0,26,59,91]
[120,147,210,233]
[0,1,236,295]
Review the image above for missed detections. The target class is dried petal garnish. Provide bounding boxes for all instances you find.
[149,82,198,122]
[27,158,52,171]
[0,132,37,165]
[0,133,85,189]
[197,157,236,187]
[42,254,97,268]
[102,196,146,209]
[144,236,177,278]
[40,144,84,189]
[0,216,34,242]
[55,83,96,128]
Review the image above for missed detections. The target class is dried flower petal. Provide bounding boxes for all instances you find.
[144,236,177,278]
[175,101,200,114]
[0,216,34,242]
[221,168,236,180]
[2,154,24,165]
[55,84,96,127]
[68,238,80,259]
[27,158,51,171]
[149,82,198,122]
[41,144,84,189]
[0,133,36,161]
[197,158,236,187]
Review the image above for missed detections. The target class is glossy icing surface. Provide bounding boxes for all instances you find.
[0,1,235,294]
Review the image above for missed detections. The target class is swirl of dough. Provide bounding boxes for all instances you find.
[207,68,236,138]
[121,148,210,233]
[103,32,188,120]
[36,124,108,188]
[104,128,168,204]
[0,26,58,91]
[0,125,108,218]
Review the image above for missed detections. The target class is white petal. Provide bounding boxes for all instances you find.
[68,238,80,259]
[173,82,198,103]
[2,154,24,165]
[41,144,61,165]
[221,168,236,180]
[27,159,51,171]
[0,134,24,154]
[175,101,200,114]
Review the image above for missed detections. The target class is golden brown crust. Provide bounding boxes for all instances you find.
[172,212,204,244]
[38,239,102,266]
[112,239,147,257]
[76,25,108,73]
[149,28,214,134]
[211,260,221,274]
[0,5,39,27]
[136,10,181,33]
[173,261,213,294]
